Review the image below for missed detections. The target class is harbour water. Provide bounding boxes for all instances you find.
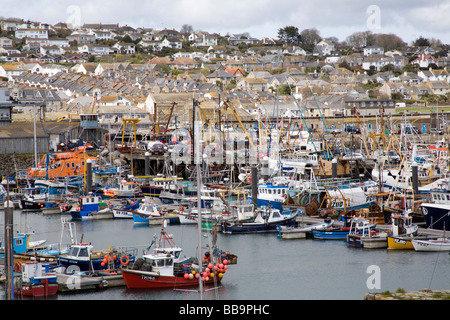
[1,209,449,300]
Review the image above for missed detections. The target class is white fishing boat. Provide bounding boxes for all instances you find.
[412,238,450,251]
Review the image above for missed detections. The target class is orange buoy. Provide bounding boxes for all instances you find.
[120,255,130,265]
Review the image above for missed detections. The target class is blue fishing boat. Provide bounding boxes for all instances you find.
[248,183,290,211]
[311,216,353,240]
[132,197,162,224]
[67,195,113,220]
[221,207,298,234]
[58,242,137,272]
[312,227,350,240]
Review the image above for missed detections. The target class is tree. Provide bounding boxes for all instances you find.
[373,33,405,51]
[345,31,374,48]
[277,26,301,45]
[180,24,194,34]
[300,28,321,52]
[413,36,431,47]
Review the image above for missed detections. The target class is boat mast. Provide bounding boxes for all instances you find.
[194,90,204,298]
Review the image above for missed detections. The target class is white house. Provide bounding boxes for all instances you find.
[363,46,384,56]
[39,46,64,56]
[91,30,116,41]
[313,40,335,56]
[161,37,182,50]
[47,38,70,47]
[412,54,438,69]
[15,28,48,39]
[112,42,136,54]
[78,44,111,55]
[190,32,219,47]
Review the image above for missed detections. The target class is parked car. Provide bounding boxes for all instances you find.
[344,126,361,134]
[149,143,165,155]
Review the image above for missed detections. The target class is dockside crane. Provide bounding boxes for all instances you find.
[222,99,256,153]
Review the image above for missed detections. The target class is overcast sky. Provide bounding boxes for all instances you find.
[3,0,450,45]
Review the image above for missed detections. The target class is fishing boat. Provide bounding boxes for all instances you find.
[58,242,137,273]
[419,179,450,231]
[66,194,113,220]
[387,211,420,250]
[139,176,184,198]
[346,217,380,248]
[27,148,97,180]
[20,188,47,211]
[248,183,290,211]
[112,199,141,219]
[121,224,235,289]
[14,261,58,297]
[0,233,47,257]
[221,207,298,234]
[104,180,140,198]
[311,216,353,240]
[277,218,333,239]
[412,237,450,251]
[132,197,162,224]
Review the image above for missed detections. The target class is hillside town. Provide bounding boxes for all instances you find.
[0,19,449,123]
[0,18,450,155]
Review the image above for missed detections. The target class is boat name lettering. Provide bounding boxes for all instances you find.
[141,275,156,280]
[394,238,406,245]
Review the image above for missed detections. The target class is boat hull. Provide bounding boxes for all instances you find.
[121,268,221,289]
[312,228,350,240]
[221,215,297,234]
[361,236,388,249]
[278,228,307,239]
[58,255,135,272]
[412,239,450,251]
[21,199,44,211]
[387,235,414,250]
[113,209,134,219]
[70,208,113,220]
[346,234,363,247]
[420,204,450,231]
[17,280,58,297]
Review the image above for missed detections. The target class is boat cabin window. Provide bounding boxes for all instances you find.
[69,247,79,256]
[78,247,89,257]
[15,237,24,247]
[148,257,173,267]
[272,211,280,218]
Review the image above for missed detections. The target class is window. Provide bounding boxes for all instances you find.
[69,247,80,256]
[78,248,89,257]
